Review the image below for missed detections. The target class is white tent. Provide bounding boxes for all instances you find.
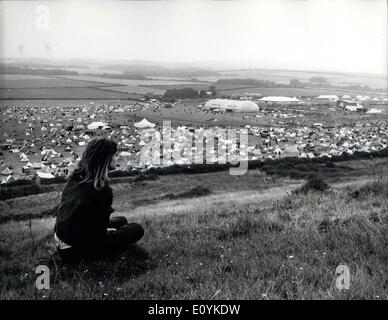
[1,167,13,175]
[134,118,156,128]
[1,175,14,184]
[204,99,259,112]
[259,96,300,102]
[118,151,131,157]
[366,108,382,114]
[36,171,55,179]
[87,121,109,130]
[316,95,339,100]
[346,105,364,111]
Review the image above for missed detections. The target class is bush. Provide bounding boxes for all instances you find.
[169,186,211,199]
[217,215,283,240]
[40,176,67,185]
[297,173,329,194]
[0,184,42,200]
[134,172,159,182]
[163,88,199,100]
[109,169,138,178]
[1,178,35,187]
[350,180,386,200]
[325,162,336,168]
[0,183,63,201]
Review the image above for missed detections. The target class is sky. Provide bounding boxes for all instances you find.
[0,0,387,74]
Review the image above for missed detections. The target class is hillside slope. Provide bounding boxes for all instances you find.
[0,176,387,300]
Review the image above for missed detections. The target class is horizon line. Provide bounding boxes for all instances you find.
[0,56,387,77]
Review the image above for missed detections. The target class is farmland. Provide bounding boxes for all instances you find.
[215,86,388,97]
[0,87,135,100]
[1,71,386,101]
[195,68,388,89]
[143,85,384,98]
[0,74,210,99]
[0,74,104,89]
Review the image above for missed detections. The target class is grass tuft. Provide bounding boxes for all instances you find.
[296,174,330,194]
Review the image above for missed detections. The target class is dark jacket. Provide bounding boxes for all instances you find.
[54,170,115,248]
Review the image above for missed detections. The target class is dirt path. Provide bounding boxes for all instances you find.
[115,183,303,219]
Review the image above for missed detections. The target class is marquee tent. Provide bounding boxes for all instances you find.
[367,108,382,114]
[316,95,339,100]
[134,118,156,128]
[204,99,259,112]
[259,96,300,102]
[87,121,109,130]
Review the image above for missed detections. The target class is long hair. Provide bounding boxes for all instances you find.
[72,137,117,191]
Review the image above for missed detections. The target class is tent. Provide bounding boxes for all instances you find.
[87,121,109,130]
[1,175,14,184]
[204,99,259,112]
[134,118,156,128]
[36,172,55,179]
[284,145,300,156]
[1,167,13,175]
[366,108,382,114]
[345,105,364,112]
[316,95,339,100]
[118,151,131,157]
[259,96,300,103]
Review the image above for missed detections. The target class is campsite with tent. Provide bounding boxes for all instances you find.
[0,0,388,302]
[0,91,387,184]
[0,73,387,300]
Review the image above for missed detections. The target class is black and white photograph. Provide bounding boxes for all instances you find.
[0,0,387,304]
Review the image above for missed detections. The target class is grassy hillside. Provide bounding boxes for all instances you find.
[0,172,387,299]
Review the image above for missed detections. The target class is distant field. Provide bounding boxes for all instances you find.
[58,75,209,87]
[0,87,134,100]
[0,99,138,108]
[332,76,387,89]
[0,74,141,100]
[100,85,166,95]
[140,83,265,92]
[1,73,385,100]
[216,87,388,97]
[0,74,210,99]
[0,74,107,89]
[198,69,388,89]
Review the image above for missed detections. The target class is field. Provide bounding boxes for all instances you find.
[116,99,388,129]
[58,75,212,96]
[57,75,210,86]
[98,86,166,96]
[196,69,388,89]
[0,158,387,299]
[1,94,387,182]
[0,87,136,100]
[0,75,105,89]
[143,85,384,97]
[215,87,388,97]
[0,74,209,99]
[1,72,386,101]
[0,74,138,100]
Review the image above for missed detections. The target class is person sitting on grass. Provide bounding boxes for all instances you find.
[54,137,144,263]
